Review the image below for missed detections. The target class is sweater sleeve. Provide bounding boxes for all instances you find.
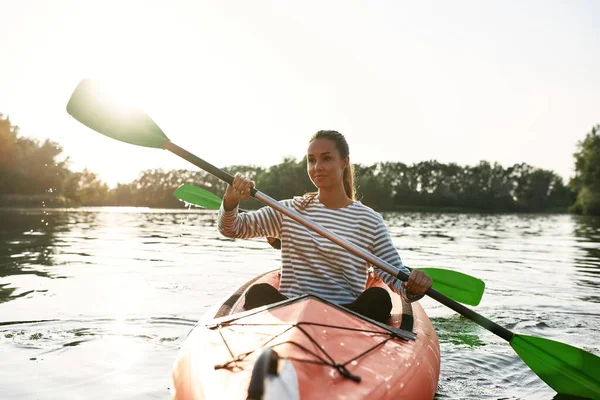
[372,218,424,303]
[218,201,285,239]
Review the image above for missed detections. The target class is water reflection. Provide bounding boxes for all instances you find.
[0,209,72,303]
[0,207,226,306]
[572,215,600,303]
[430,315,486,348]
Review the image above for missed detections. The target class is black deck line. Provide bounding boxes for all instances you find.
[207,288,417,341]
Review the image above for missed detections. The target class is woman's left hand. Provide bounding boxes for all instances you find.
[401,270,432,296]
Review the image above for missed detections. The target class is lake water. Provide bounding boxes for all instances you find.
[1,207,599,399]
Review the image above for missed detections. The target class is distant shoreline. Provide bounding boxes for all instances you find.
[0,196,569,215]
[0,194,73,208]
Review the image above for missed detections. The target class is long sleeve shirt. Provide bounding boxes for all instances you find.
[218,196,419,305]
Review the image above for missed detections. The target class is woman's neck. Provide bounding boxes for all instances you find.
[317,188,353,209]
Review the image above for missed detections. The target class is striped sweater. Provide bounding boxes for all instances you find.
[218,196,415,305]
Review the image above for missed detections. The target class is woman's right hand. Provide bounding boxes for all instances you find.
[223,173,255,210]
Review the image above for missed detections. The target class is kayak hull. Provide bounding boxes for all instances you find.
[172,270,440,399]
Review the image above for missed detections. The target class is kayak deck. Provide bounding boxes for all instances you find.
[172,270,440,399]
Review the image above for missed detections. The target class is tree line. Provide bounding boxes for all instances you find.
[1,114,598,214]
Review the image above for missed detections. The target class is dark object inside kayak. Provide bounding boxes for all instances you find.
[266,237,281,250]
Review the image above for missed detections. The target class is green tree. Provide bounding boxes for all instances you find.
[66,169,109,206]
[0,114,72,204]
[355,163,393,210]
[570,125,600,215]
[255,157,313,202]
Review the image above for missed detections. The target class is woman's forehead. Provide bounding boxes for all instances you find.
[307,138,337,155]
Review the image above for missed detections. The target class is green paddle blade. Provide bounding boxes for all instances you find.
[174,184,222,209]
[66,79,169,149]
[511,334,600,399]
[415,267,485,306]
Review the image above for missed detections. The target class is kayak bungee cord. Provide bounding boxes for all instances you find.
[210,292,417,384]
[213,320,404,383]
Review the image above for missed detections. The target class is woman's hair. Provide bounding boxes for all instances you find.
[301,130,356,209]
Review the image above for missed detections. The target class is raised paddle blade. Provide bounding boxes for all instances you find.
[174,184,222,209]
[511,334,600,399]
[415,267,485,306]
[66,79,169,149]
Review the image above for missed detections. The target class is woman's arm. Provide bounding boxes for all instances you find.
[218,203,283,239]
[218,172,283,239]
[372,218,426,302]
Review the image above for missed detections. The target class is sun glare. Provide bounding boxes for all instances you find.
[90,80,149,112]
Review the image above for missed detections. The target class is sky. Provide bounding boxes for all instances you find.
[1,0,599,187]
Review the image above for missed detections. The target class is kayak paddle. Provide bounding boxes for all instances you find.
[66,78,600,399]
[173,183,486,307]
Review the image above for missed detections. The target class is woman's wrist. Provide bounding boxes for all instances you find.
[223,196,239,211]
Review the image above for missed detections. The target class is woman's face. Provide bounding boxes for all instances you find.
[307,138,349,190]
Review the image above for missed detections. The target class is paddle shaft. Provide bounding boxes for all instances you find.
[164,141,514,342]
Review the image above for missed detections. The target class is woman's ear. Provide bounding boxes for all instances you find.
[343,156,350,169]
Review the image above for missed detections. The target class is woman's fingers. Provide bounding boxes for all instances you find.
[232,173,254,200]
[402,270,432,295]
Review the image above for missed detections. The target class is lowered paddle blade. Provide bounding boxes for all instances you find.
[66,79,169,149]
[511,334,600,399]
[415,267,485,306]
[174,184,222,209]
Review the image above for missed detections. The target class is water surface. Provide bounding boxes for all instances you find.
[1,208,599,399]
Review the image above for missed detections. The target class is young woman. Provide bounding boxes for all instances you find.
[218,130,432,323]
